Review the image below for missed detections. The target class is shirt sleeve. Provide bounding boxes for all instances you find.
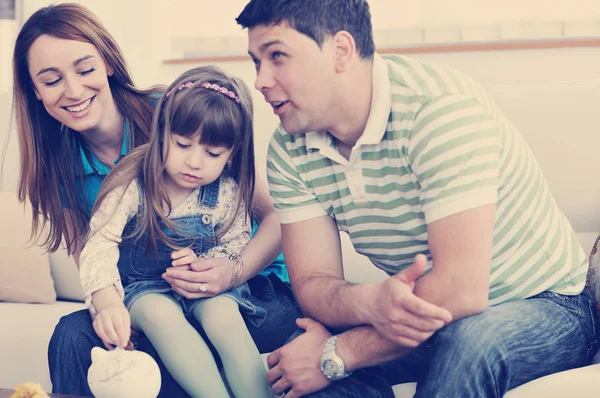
[266,127,328,224]
[204,177,251,258]
[79,180,140,314]
[408,95,501,224]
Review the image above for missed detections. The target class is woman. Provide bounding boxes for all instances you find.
[12,3,300,396]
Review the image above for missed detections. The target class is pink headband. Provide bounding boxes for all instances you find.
[164,81,241,104]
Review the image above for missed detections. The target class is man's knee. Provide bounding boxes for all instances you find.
[433,312,508,362]
[49,309,96,354]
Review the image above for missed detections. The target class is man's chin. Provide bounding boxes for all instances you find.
[281,120,310,135]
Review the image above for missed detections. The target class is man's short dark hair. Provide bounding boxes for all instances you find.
[236,0,375,59]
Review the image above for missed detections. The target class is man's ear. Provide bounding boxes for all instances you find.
[332,31,356,73]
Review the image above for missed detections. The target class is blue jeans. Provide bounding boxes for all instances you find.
[48,273,302,397]
[306,289,598,398]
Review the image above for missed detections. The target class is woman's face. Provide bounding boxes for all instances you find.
[27,34,117,134]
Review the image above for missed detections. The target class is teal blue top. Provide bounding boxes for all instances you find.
[73,120,130,216]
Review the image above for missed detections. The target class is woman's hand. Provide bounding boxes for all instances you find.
[93,303,131,349]
[163,256,237,299]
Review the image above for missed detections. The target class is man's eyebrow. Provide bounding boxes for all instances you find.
[249,39,285,59]
[36,55,95,77]
[259,40,284,52]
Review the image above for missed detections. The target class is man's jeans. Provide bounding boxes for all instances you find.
[48,274,302,397]
[307,289,598,398]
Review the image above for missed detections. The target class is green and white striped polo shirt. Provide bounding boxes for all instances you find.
[267,53,588,305]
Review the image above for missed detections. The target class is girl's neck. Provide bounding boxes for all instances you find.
[163,176,196,211]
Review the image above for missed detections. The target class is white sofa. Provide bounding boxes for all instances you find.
[1,70,599,397]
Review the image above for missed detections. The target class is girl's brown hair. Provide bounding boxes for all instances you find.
[11,3,161,253]
[93,65,255,251]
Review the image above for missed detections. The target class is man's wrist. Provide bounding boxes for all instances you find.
[334,332,359,373]
[320,335,352,380]
[352,282,379,325]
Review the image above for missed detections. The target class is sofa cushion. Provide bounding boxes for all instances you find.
[0,191,56,303]
[0,301,86,392]
[49,246,85,302]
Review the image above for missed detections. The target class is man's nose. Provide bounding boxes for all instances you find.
[254,63,275,92]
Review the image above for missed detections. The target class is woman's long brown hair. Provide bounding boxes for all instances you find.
[10,3,161,253]
[93,66,255,252]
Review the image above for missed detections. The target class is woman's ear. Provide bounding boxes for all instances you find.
[332,30,356,73]
[33,88,41,101]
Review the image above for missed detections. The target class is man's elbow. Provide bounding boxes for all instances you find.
[453,291,488,318]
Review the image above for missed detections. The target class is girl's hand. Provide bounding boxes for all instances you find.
[171,248,198,267]
[163,257,236,299]
[93,303,131,349]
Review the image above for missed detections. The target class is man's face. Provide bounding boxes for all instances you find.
[248,22,337,134]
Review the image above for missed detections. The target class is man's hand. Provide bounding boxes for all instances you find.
[366,254,452,347]
[266,318,333,398]
[163,256,236,299]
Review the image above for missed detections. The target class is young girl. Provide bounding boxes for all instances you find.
[79,66,272,398]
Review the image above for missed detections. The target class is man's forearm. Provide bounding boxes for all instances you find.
[293,275,375,329]
[414,268,488,321]
[336,324,414,371]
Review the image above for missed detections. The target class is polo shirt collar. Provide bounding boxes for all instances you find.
[75,119,130,176]
[305,53,391,151]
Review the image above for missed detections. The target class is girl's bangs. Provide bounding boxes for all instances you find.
[168,93,242,148]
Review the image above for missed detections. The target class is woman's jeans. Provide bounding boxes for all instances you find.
[48,273,302,397]
[306,289,598,398]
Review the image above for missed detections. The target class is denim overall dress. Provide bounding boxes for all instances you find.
[117,178,267,327]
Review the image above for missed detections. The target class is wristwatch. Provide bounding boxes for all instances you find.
[320,335,351,380]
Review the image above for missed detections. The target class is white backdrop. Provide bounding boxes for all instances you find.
[3,0,600,90]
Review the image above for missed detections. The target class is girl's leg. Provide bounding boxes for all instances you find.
[193,295,272,398]
[130,293,229,398]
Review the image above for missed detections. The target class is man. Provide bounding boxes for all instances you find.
[236,1,597,397]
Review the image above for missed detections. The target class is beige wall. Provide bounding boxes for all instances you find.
[4,0,600,91]
[1,1,599,239]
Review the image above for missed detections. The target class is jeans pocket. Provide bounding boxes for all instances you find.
[534,291,583,319]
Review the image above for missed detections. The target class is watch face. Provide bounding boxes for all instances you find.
[322,359,340,378]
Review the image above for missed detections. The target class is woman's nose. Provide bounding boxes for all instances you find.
[63,76,84,99]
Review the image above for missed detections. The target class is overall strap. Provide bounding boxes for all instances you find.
[199,177,221,208]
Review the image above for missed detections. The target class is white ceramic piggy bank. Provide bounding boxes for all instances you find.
[87,347,161,398]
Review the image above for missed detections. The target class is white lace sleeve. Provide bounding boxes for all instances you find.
[205,177,251,258]
[79,180,140,314]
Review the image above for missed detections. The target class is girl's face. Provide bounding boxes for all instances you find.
[163,132,233,197]
[27,34,118,134]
